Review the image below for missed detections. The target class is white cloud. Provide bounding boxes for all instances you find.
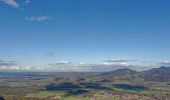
[25,16,51,22]
[2,0,19,9]
[159,61,170,66]
[56,61,71,65]
[25,0,30,4]
[104,59,137,63]
[79,62,85,65]
[0,59,23,70]
[50,60,72,65]
[47,61,96,72]
[102,61,129,66]
[101,59,136,66]
[47,51,55,57]
[0,60,18,66]
[79,63,96,66]
[44,66,90,72]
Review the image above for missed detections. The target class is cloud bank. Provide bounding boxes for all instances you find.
[0,60,21,70]
[0,58,169,72]
[2,0,19,9]
[25,16,51,22]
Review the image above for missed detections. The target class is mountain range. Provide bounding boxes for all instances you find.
[98,66,170,82]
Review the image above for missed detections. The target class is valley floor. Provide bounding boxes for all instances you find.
[0,72,170,100]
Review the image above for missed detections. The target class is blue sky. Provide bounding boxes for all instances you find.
[0,0,170,71]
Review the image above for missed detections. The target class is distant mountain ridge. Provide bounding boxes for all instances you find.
[98,66,170,82]
[142,66,170,82]
[98,68,140,81]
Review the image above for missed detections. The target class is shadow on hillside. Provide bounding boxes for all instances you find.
[45,82,112,96]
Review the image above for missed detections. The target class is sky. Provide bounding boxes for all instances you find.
[0,0,170,72]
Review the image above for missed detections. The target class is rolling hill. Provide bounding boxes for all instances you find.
[97,66,170,82]
[142,66,170,82]
[98,68,140,82]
